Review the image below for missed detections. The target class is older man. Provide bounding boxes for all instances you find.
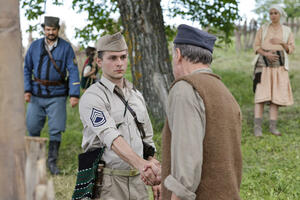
[79,32,161,200]
[24,16,80,175]
[161,24,243,200]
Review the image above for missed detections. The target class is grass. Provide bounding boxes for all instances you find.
[37,36,300,199]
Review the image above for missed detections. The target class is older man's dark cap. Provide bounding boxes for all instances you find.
[174,24,217,53]
[41,16,60,28]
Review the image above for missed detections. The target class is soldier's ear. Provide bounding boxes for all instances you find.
[96,57,102,68]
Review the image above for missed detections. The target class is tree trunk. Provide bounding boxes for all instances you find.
[25,137,55,200]
[0,0,26,199]
[117,0,174,120]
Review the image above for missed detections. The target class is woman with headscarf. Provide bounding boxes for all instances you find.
[252,4,295,137]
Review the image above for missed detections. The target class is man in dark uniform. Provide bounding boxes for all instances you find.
[24,16,80,175]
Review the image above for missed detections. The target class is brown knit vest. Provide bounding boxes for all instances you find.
[161,72,242,200]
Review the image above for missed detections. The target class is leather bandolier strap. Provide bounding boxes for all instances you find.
[34,77,64,86]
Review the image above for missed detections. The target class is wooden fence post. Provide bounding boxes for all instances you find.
[235,23,242,52]
[296,18,300,34]
[247,19,257,50]
[242,19,248,50]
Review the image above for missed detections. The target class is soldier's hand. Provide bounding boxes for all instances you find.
[70,97,79,107]
[24,92,31,102]
[148,156,161,168]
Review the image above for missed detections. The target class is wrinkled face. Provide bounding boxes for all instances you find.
[44,26,59,41]
[97,50,128,82]
[269,8,281,23]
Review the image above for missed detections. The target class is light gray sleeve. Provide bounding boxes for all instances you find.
[164,80,205,200]
[79,90,121,151]
[136,91,156,150]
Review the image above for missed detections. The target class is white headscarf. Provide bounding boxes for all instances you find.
[269,4,287,24]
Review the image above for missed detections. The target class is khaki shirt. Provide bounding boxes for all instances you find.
[164,68,212,199]
[79,76,155,170]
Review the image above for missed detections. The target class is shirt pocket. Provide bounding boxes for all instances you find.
[112,113,125,130]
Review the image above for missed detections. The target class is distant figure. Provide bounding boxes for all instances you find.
[24,16,80,175]
[252,4,295,137]
[80,46,99,92]
[161,24,242,200]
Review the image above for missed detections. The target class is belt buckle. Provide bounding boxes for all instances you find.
[129,170,135,176]
[129,169,138,176]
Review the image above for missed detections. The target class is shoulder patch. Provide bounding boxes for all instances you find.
[90,108,106,127]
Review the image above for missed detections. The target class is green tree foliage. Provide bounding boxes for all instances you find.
[21,0,240,46]
[284,0,300,18]
[254,0,300,24]
[71,0,121,44]
[21,0,63,33]
[167,0,240,44]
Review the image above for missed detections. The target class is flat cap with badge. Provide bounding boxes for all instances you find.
[174,24,217,53]
[96,32,128,52]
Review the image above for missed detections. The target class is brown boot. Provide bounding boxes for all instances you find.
[254,118,263,137]
[269,120,281,136]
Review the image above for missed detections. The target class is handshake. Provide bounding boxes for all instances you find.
[138,157,161,200]
[140,156,161,186]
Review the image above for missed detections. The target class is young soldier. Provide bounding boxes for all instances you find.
[79,32,161,200]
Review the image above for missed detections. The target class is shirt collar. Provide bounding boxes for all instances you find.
[44,38,58,51]
[100,76,134,94]
[100,76,116,93]
[192,67,213,74]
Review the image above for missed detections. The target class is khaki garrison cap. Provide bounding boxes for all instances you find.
[96,32,128,52]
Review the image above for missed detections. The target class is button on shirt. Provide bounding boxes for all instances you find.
[79,76,155,170]
[164,68,213,200]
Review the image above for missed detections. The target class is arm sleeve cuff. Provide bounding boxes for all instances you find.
[164,175,196,200]
[101,130,121,150]
[69,95,80,98]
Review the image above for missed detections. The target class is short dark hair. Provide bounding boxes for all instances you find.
[174,43,213,65]
[97,51,104,59]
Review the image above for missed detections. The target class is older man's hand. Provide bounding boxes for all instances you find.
[152,184,162,200]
